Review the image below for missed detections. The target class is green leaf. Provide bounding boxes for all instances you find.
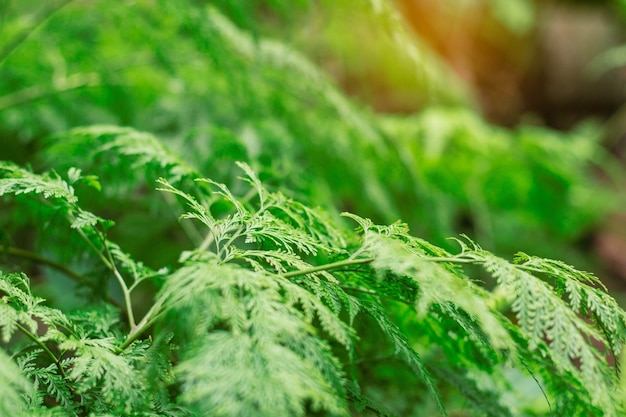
[0,349,31,417]
[0,161,77,204]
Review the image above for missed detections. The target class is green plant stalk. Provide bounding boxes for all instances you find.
[0,245,85,283]
[0,244,123,309]
[117,257,376,352]
[73,226,136,330]
[100,234,136,330]
[426,255,571,277]
[197,230,215,252]
[15,322,67,380]
[162,192,203,246]
[216,225,244,260]
[117,305,163,352]
[279,257,374,278]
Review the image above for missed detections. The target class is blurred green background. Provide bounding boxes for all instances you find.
[1,0,626,296]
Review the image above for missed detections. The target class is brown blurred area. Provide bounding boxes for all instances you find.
[395,0,626,129]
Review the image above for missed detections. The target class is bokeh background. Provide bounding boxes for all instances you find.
[1,0,626,297]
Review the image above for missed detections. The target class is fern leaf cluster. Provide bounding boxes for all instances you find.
[2,144,624,415]
[1,1,625,416]
[0,347,33,417]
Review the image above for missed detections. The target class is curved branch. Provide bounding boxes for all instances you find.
[279,257,374,279]
[0,245,85,283]
[0,244,122,309]
[15,322,67,379]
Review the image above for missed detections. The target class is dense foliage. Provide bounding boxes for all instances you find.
[1,1,626,416]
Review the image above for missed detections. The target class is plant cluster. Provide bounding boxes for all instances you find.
[1,1,626,416]
[1,130,626,416]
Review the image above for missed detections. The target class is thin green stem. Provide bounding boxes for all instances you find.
[100,234,136,330]
[127,271,165,293]
[424,255,551,276]
[73,226,114,270]
[197,230,215,252]
[118,298,165,352]
[341,286,377,295]
[117,313,161,352]
[73,225,136,329]
[114,269,136,329]
[161,192,203,246]
[346,245,367,262]
[16,322,67,380]
[423,256,474,264]
[0,244,122,309]
[216,225,244,260]
[280,257,374,279]
[516,264,555,276]
[0,245,85,283]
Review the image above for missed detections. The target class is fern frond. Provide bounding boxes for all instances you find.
[24,361,75,411]
[235,161,346,248]
[157,261,351,416]
[97,129,198,182]
[0,273,44,342]
[1,273,79,412]
[0,273,71,340]
[0,161,77,204]
[243,250,359,318]
[0,162,112,238]
[42,126,202,198]
[280,277,354,348]
[159,165,343,261]
[347,215,514,353]
[244,211,329,255]
[0,348,32,417]
[514,253,626,356]
[445,240,622,416]
[339,214,626,415]
[159,170,361,350]
[60,336,146,414]
[177,331,346,417]
[514,252,606,289]
[70,209,112,230]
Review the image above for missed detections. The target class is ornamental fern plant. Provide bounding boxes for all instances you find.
[0,127,625,417]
